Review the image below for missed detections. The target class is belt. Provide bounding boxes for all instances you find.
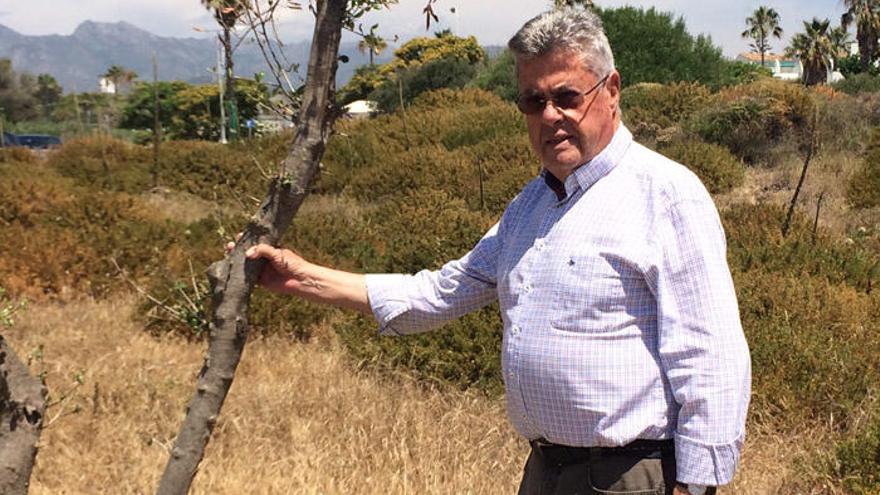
[528,438,674,465]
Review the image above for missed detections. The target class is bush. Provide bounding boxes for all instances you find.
[600,6,745,89]
[849,127,880,208]
[49,135,151,193]
[657,139,744,193]
[469,49,518,102]
[833,72,880,95]
[737,270,880,424]
[724,203,880,292]
[812,88,875,150]
[0,146,35,163]
[687,80,815,165]
[48,133,290,202]
[337,305,504,394]
[321,88,529,208]
[621,82,711,129]
[834,411,880,493]
[371,57,478,113]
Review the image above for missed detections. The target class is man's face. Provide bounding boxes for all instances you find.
[516,49,621,181]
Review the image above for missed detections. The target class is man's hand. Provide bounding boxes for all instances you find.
[244,244,313,296]
[226,237,371,313]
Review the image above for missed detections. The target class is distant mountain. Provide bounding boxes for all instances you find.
[0,21,391,93]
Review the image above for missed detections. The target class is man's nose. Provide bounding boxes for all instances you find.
[540,100,565,124]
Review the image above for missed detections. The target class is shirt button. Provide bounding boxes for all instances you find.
[535,239,546,251]
[523,283,532,294]
[511,325,521,335]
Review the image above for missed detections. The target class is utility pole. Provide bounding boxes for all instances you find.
[217,40,228,144]
[152,51,161,189]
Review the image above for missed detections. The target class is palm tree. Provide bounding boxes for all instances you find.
[357,32,388,65]
[787,18,835,86]
[742,6,784,68]
[841,0,880,72]
[102,65,137,95]
[828,25,853,70]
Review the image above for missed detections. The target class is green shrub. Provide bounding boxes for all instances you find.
[724,203,879,292]
[321,88,530,208]
[834,410,880,493]
[849,127,880,208]
[468,49,518,102]
[371,57,478,113]
[621,82,711,129]
[657,139,744,193]
[48,132,290,202]
[812,88,875,150]
[337,305,504,394]
[833,72,880,95]
[50,135,151,193]
[688,79,815,165]
[737,270,880,425]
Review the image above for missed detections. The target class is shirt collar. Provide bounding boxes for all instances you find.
[542,124,633,201]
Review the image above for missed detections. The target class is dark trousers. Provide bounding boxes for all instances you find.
[517,439,677,495]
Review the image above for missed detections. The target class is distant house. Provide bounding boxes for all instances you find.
[343,100,378,119]
[736,52,803,82]
[98,77,116,94]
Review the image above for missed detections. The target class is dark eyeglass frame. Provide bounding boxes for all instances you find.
[516,74,610,115]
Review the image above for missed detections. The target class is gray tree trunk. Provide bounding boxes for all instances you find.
[156,0,347,493]
[0,336,47,494]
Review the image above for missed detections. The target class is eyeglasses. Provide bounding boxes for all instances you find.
[516,74,610,115]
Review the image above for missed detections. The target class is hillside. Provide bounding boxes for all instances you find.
[0,21,390,93]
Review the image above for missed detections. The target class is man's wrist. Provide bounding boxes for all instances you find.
[676,483,716,495]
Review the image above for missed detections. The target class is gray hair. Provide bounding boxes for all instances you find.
[508,8,615,77]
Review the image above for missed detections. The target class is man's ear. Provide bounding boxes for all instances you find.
[606,70,621,111]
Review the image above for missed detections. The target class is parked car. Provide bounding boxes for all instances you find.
[0,132,19,147]
[15,134,62,149]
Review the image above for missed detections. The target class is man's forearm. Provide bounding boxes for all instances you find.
[297,263,371,314]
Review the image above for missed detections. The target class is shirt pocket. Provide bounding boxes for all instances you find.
[551,251,645,332]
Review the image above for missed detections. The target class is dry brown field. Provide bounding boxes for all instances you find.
[6,294,839,494]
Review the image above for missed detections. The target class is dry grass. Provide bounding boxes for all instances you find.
[8,297,526,494]
[136,189,231,225]
[715,150,875,239]
[2,296,817,494]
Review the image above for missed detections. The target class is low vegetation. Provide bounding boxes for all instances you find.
[4,79,880,491]
[3,2,880,488]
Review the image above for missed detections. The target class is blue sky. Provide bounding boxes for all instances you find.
[0,0,847,57]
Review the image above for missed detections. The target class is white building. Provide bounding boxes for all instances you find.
[736,52,803,82]
[343,100,378,119]
[98,77,117,94]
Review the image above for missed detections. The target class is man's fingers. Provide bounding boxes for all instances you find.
[245,243,276,260]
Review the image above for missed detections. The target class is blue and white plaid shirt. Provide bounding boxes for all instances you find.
[366,125,751,486]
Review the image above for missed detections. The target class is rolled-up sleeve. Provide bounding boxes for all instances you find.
[654,196,752,485]
[365,222,502,336]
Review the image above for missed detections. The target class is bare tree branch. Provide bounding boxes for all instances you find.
[156,1,347,492]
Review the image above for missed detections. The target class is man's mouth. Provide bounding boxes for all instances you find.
[546,134,572,146]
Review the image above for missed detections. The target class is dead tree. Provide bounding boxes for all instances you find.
[158,1,444,491]
[783,108,819,238]
[0,336,46,494]
[156,0,347,492]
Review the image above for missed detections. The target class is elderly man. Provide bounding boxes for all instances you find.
[242,7,750,495]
